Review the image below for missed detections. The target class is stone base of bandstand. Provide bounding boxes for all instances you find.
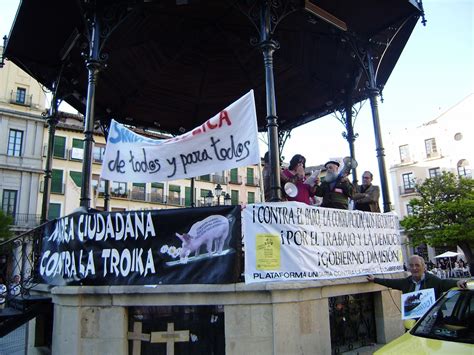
[27,274,405,355]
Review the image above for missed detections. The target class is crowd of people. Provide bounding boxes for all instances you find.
[263,152,380,212]
[426,258,471,278]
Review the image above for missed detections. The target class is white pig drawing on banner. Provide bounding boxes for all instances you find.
[175,215,231,264]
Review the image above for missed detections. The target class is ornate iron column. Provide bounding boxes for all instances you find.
[259,3,281,201]
[80,11,102,209]
[366,50,392,212]
[40,89,59,223]
[80,5,132,209]
[232,1,298,201]
[343,94,358,185]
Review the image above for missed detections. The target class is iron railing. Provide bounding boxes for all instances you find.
[0,221,49,304]
[10,214,41,228]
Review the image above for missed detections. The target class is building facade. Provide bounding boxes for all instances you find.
[387,93,473,260]
[0,50,47,234]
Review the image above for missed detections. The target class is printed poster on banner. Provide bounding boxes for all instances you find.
[38,206,241,285]
[242,202,404,284]
[401,288,436,320]
[100,90,260,183]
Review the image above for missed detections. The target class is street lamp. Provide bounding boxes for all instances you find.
[223,193,232,206]
[205,190,214,206]
[214,184,223,205]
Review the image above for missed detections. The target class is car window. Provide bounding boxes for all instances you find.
[412,290,474,344]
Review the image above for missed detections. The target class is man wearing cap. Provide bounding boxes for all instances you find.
[314,160,353,209]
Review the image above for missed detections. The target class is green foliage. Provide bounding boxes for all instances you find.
[0,210,14,241]
[400,172,474,249]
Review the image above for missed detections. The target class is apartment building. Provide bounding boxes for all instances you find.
[0,48,47,233]
[387,93,473,259]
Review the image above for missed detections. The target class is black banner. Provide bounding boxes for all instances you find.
[38,206,241,285]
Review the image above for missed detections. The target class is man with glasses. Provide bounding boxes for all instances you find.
[353,171,381,212]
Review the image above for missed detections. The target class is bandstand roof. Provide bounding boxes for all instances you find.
[4,0,422,135]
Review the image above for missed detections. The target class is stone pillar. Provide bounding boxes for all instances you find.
[225,304,273,354]
[272,297,331,354]
[373,289,404,344]
[52,304,128,355]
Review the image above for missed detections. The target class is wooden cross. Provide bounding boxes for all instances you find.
[150,322,190,355]
[128,321,151,355]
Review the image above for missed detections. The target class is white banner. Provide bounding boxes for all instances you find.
[243,202,404,284]
[100,90,260,182]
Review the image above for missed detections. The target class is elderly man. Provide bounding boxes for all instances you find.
[353,171,381,212]
[367,255,467,299]
[314,160,353,209]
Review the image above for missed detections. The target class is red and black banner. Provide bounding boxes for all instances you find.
[38,206,241,285]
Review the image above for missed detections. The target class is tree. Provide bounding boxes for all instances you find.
[400,172,474,264]
[0,210,14,241]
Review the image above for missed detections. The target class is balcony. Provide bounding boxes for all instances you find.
[399,186,417,196]
[9,90,33,107]
[211,174,227,185]
[10,213,41,228]
[245,177,260,186]
[229,175,243,185]
[104,191,185,206]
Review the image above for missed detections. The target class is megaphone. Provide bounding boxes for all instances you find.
[284,182,298,198]
[339,156,358,177]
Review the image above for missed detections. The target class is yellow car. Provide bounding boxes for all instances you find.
[375,282,474,355]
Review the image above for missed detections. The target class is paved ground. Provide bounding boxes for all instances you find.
[341,343,385,354]
[0,323,26,355]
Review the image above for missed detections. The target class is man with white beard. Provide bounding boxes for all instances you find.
[314,160,354,209]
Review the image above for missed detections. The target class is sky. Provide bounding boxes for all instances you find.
[1,0,473,187]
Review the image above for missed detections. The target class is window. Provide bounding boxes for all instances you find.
[111,181,128,197]
[150,183,164,203]
[406,204,414,216]
[168,185,181,204]
[93,144,106,162]
[457,159,472,179]
[71,138,84,160]
[200,189,211,206]
[424,138,438,158]
[457,166,472,179]
[231,190,239,205]
[247,191,255,204]
[7,129,23,156]
[48,203,61,220]
[185,186,194,207]
[402,172,415,192]
[428,167,441,179]
[51,169,64,194]
[53,136,66,158]
[200,174,211,182]
[16,87,26,104]
[2,190,18,216]
[132,183,146,200]
[246,168,255,185]
[230,168,239,184]
[92,174,104,195]
[399,145,410,163]
[70,171,83,187]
